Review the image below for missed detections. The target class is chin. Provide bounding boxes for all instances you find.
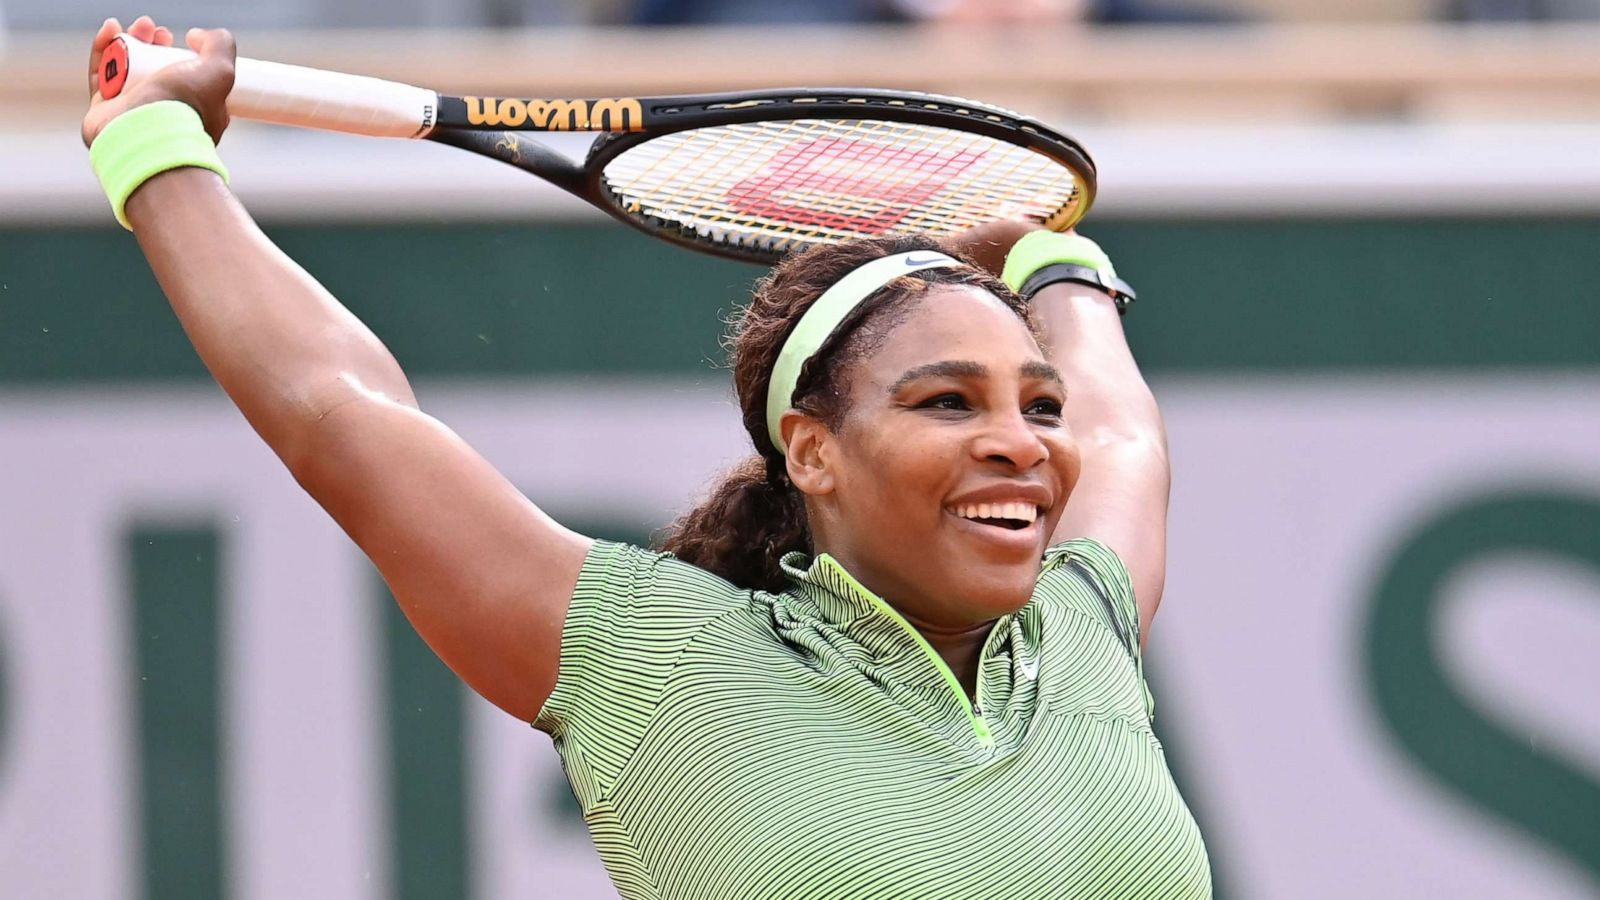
[946,562,1041,621]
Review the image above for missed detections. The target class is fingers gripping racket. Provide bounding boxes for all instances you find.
[102,33,1097,265]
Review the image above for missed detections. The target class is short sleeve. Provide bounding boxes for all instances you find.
[534,540,750,803]
[1042,537,1154,719]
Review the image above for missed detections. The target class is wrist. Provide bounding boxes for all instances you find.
[1001,231,1137,314]
[1028,277,1121,307]
[89,100,229,230]
[123,165,230,229]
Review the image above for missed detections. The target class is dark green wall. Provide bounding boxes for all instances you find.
[3,218,1596,384]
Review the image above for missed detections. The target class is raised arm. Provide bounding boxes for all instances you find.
[951,223,1170,645]
[84,18,588,721]
[1032,277,1168,645]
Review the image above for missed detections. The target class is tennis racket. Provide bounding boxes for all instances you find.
[101,33,1097,265]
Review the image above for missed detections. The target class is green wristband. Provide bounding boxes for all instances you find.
[1001,231,1116,292]
[89,100,229,230]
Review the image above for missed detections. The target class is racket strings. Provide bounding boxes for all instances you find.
[599,118,1084,255]
[612,120,1072,244]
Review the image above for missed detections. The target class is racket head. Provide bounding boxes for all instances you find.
[580,90,1096,265]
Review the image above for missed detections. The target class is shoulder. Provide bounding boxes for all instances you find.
[538,541,761,732]
[576,539,755,610]
[1033,537,1152,719]
[537,541,782,802]
[1042,536,1131,590]
[1035,537,1140,661]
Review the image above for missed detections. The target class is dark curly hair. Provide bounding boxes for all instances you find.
[658,234,1033,592]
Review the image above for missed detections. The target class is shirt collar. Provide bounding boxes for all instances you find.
[778,550,882,625]
[778,550,1019,642]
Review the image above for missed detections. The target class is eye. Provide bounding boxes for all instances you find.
[919,393,970,412]
[1025,397,1063,420]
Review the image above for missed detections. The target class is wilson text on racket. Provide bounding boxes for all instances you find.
[463,97,644,131]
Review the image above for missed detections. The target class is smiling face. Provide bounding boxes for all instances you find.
[784,284,1082,627]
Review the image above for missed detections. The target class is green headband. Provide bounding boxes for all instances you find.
[766,250,963,453]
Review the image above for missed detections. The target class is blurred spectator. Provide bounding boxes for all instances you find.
[1445,0,1600,18]
[1095,0,1244,22]
[899,0,1088,23]
[631,0,886,24]
[629,0,1244,25]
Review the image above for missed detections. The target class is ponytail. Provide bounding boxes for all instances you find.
[660,455,809,593]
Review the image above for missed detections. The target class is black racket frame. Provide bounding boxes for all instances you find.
[428,88,1097,265]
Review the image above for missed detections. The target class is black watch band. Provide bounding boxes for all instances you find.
[1018,263,1138,315]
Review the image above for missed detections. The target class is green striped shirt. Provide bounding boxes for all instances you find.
[535,538,1211,899]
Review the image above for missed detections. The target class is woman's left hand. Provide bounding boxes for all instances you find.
[945,219,1049,281]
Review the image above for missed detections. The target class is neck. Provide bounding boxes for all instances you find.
[899,612,996,701]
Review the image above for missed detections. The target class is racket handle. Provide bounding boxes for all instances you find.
[100,33,440,139]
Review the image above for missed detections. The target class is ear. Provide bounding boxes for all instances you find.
[780,410,835,497]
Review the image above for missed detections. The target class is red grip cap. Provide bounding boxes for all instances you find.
[100,37,130,100]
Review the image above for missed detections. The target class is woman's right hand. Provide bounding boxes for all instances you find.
[945,219,1048,282]
[83,15,236,148]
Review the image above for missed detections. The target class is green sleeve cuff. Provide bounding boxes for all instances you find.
[1001,231,1116,293]
[89,100,230,230]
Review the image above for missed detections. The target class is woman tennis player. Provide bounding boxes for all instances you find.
[84,17,1211,899]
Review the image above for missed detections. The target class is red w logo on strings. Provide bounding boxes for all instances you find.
[725,139,984,234]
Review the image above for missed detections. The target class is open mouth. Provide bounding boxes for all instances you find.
[948,502,1041,532]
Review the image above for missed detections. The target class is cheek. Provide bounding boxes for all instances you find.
[850,426,961,512]
[1049,432,1084,495]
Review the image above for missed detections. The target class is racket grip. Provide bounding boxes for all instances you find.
[101,33,441,139]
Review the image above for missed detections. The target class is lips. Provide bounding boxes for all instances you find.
[946,483,1053,518]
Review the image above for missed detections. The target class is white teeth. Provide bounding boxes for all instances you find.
[999,502,1038,523]
[952,502,1040,523]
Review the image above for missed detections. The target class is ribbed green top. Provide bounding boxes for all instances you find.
[534,537,1210,899]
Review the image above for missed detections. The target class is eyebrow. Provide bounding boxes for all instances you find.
[1021,360,1064,385]
[888,359,1065,394]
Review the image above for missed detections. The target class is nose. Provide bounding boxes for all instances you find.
[972,408,1050,471]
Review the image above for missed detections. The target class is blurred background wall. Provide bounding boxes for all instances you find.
[1,2,1597,898]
